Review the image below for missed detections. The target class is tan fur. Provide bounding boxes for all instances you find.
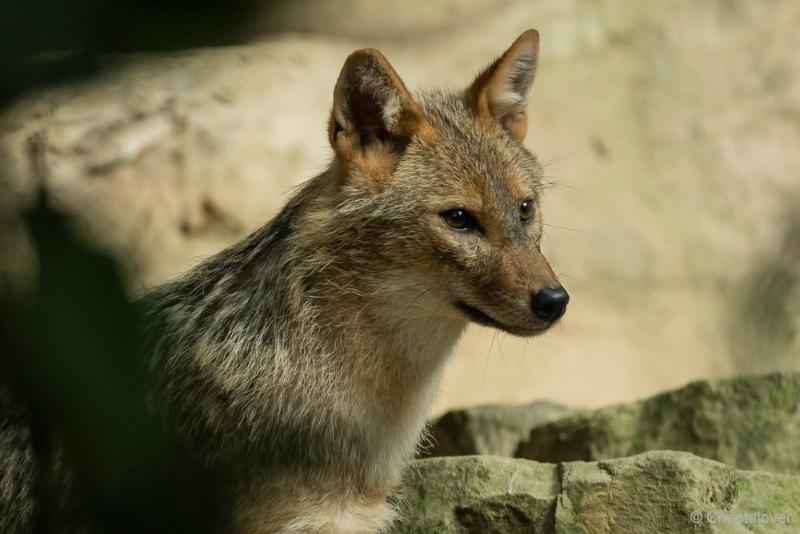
[0,30,568,534]
[147,29,562,533]
[329,48,435,170]
[466,29,539,144]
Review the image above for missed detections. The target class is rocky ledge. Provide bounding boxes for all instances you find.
[426,373,800,474]
[404,373,800,532]
[393,452,800,533]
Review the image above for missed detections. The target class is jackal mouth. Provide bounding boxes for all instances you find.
[455,301,504,328]
[454,301,549,337]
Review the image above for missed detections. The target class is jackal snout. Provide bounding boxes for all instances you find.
[531,286,570,322]
[448,239,568,337]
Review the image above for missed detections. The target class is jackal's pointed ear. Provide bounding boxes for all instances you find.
[466,29,539,144]
[329,49,430,162]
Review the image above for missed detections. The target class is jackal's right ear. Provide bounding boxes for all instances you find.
[329,49,430,163]
[466,29,539,144]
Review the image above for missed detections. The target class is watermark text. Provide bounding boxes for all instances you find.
[690,510,793,526]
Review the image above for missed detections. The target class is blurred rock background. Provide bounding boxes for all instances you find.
[2,0,799,414]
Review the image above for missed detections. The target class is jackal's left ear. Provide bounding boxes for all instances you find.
[329,49,430,162]
[466,30,539,144]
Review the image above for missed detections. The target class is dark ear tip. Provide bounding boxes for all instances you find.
[342,48,390,70]
[516,29,540,48]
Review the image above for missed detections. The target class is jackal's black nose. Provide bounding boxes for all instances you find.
[531,287,570,322]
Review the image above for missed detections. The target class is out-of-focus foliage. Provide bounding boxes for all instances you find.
[0,1,284,530]
[1,195,223,532]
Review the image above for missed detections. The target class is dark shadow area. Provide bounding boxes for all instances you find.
[1,194,224,532]
[726,197,800,374]
[0,0,271,107]
[0,2,285,530]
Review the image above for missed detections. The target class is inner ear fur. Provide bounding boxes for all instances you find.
[329,49,431,163]
[466,29,539,144]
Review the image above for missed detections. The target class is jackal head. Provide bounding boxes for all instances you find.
[323,30,568,337]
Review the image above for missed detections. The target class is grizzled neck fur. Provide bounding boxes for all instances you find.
[139,171,465,490]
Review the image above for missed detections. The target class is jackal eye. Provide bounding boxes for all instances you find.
[442,208,476,231]
[520,199,535,222]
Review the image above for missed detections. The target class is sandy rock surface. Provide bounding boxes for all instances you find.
[2,0,799,412]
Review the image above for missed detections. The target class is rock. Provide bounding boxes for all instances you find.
[2,0,800,413]
[517,373,800,474]
[392,456,558,533]
[392,452,800,533]
[258,0,502,40]
[422,401,573,458]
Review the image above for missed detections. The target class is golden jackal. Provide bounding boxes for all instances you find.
[2,29,568,533]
